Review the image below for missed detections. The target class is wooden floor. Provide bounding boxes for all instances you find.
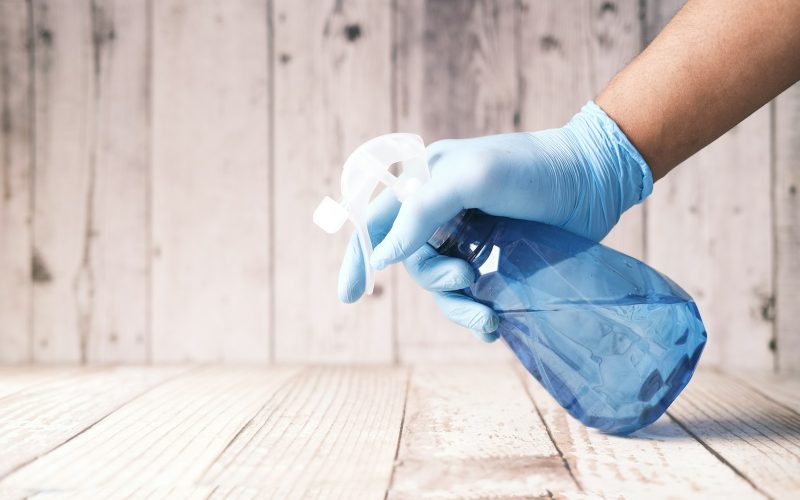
[0,365,797,499]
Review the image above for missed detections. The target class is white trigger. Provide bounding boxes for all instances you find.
[313,134,430,295]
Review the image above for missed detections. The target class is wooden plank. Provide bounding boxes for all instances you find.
[519,0,645,259]
[668,370,800,499]
[30,0,92,362]
[0,0,33,363]
[774,83,800,374]
[1,366,300,492]
[518,365,765,498]
[0,366,187,479]
[520,0,641,130]
[737,371,800,414]
[0,367,74,400]
[388,364,578,499]
[273,0,394,362]
[647,108,774,371]
[24,486,215,500]
[201,367,408,498]
[84,0,150,363]
[207,486,259,499]
[151,0,271,361]
[31,0,150,363]
[393,0,516,362]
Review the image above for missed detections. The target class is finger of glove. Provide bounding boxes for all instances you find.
[403,244,475,292]
[433,291,500,343]
[337,190,401,303]
[370,177,463,269]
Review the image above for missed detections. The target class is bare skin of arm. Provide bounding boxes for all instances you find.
[596,0,800,180]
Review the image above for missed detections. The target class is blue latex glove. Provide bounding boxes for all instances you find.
[338,101,653,341]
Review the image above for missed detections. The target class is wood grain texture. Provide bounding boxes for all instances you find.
[202,367,407,499]
[0,366,74,400]
[25,486,215,500]
[0,366,186,480]
[519,0,640,129]
[518,0,645,259]
[30,0,93,362]
[83,0,150,363]
[668,369,800,499]
[0,0,33,363]
[0,365,796,497]
[388,364,578,499]
[272,0,394,362]
[2,366,300,492]
[28,0,149,364]
[393,0,516,362]
[743,371,800,414]
[151,0,271,362]
[517,365,764,498]
[774,83,800,374]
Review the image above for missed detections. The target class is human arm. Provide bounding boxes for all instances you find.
[597,0,800,180]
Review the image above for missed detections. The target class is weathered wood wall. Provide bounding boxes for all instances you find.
[0,0,797,372]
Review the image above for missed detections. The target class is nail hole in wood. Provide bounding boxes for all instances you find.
[39,29,53,46]
[32,250,52,283]
[540,35,560,52]
[344,24,362,42]
[600,1,617,15]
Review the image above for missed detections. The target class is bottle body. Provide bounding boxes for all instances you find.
[432,209,707,435]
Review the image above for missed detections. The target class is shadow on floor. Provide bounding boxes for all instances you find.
[642,411,800,441]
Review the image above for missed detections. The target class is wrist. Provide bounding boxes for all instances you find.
[561,101,653,239]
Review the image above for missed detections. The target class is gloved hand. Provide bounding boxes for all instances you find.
[338,101,653,342]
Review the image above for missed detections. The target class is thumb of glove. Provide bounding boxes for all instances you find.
[370,176,463,269]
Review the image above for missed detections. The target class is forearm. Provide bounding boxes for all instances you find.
[597,0,800,180]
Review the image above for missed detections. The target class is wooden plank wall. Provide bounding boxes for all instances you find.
[393,0,516,362]
[0,0,797,371]
[774,84,800,373]
[150,0,271,362]
[273,0,394,363]
[0,0,32,363]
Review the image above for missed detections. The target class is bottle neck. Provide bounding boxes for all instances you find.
[428,210,467,252]
[429,209,498,264]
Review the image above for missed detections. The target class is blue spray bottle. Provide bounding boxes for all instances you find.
[314,133,706,435]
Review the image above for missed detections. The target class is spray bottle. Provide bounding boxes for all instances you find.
[314,133,706,435]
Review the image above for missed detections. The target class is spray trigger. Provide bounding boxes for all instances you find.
[312,133,430,295]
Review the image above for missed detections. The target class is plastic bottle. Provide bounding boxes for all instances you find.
[314,133,706,435]
[430,209,706,434]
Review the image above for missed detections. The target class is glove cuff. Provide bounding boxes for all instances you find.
[575,101,654,208]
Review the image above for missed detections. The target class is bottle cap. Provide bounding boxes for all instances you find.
[313,133,429,294]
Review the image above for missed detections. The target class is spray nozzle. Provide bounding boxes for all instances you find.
[313,133,429,295]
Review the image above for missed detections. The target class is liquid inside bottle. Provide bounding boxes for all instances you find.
[431,209,707,435]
